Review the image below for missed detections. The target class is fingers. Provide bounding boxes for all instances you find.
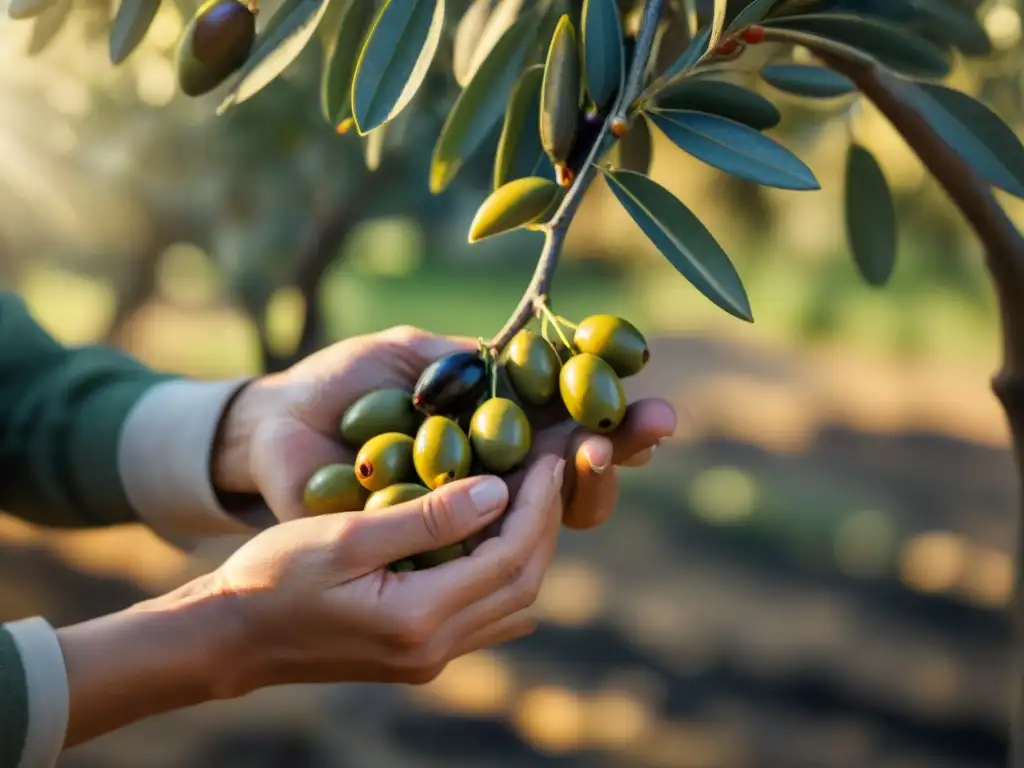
[561,398,677,530]
[448,610,537,658]
[338,476,509,572]
[378,326,478,369]
[408,455,565,618]
[251,416,351,522]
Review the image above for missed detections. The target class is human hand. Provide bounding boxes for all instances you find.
[210,325,676,528]
[208,455,565,692]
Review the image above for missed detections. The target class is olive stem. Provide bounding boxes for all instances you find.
[537,301,574,352]
[488,0,664,354]
[555,315,578,330]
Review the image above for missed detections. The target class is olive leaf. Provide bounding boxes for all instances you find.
[109,0,160,64]
[760,64,855,98]
[905,82,1024,199]
[319,0,375,129]
[494,64,555,189]
[540,14,580,167]
[655,25,710,85]
[457,0,527,89]
[351,0,445,134]
[468,177,563,242]
[845,144,896,287]
[649,109,819,190]
[606,113,653,174]
[26,0,71,55]
[430,4,542,193]
[364,124,387,171]
[726,0,784,31]
[217,0,332,114]
[453,0,496,87]
[581,0,623,112]
[761,13,951,79]
[654,79,781,130]
[7,0,56,20]
[602,168,752,321]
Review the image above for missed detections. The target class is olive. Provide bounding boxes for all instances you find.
[559,353,627,433]
[354,433,415,492]
[412,351,488,416]
[469,398,532,473]
[176,0,255,97]
[502,329,560,406]
[573,314,650,378]
[303,464,368,515]
[391,559,417,573]
[548,337,577,365]
[363,482,429,512]
[413,416,472,489]
[412,543,465,570]
[340,388,420,448]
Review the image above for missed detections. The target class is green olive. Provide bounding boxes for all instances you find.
[413,416,472,490]
[390,559,417,573]
[573,314,649,377]
[354,433,415,492]
[302,464,368,515]
[364,482,429,512]
[340,388,420,448]
[469,398,532,473]
[502,329,560,405]
[559,353,627,433]
[412,543,465,570]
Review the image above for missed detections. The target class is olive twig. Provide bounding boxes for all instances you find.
[487,0,665,354]
[477,337,499,401]
[536,301,574,351]
[555,314,578,330]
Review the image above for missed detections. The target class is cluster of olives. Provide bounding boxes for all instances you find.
[302,314,649,572]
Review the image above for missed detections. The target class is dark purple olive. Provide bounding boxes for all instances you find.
[412,351,488,417]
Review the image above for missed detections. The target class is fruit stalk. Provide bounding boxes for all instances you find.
[763,26,1024,768]
[488,0,665,354]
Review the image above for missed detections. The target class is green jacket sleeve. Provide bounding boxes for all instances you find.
[0,293,176,528]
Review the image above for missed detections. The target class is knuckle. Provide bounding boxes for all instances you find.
[514,567,544,610]
[419,491,462,545]
[496,550,528,587]
[392,610,439,650]
[381,325,424,346]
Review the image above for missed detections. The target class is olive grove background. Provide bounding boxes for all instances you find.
[2,0,1024,766]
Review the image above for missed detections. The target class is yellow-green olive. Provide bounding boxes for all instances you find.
[354,433,415,492]
[302,464,368,515]
[469,398,532,473]
[413,416,472,489]
[559,353,627,433]
[573,314,649,377]
[502,329,560,405]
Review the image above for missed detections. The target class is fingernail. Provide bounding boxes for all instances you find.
[468,477,508,515]
[586,448,609,474]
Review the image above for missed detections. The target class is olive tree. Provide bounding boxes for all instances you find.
[8,0,1024,760]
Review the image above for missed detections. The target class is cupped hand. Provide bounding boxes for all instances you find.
[214,325,676,528]
[210,455,565,692]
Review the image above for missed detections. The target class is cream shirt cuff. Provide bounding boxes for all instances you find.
[117,379,258,549]
[6,618,67,768]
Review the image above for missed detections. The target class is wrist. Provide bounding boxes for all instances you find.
[210,375,280,495]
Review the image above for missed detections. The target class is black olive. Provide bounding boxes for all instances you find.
[412,351,488,417]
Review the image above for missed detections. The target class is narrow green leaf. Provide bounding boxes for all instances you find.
[217,0,331,114]
[494,64,555,189]
[26,0,70,55]
[607,113,653,174]
[907,82,1024,199]
[109,0,160,64]
[845,144,896,287]
[760,63,854,98]
[461,0,527,88]
[351,0,445,134]
[726,0,784,31]
[453,0,495,87]
[602,168,752,321]
[706,0,728,54]
[430,5,542,193]
[469,177,563,242]
[319,0,375,128]
[650,109,819,190]
[761,13,951,79]
[654,78,781,130]
[7,0,55,20]
[656,25,711,86]
[581,0,623,112]
[364,124,387,171]
[540,14,580,166]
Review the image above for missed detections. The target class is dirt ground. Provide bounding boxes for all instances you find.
[0,333,1015,768]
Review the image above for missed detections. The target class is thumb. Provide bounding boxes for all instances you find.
[340,475,509,569]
